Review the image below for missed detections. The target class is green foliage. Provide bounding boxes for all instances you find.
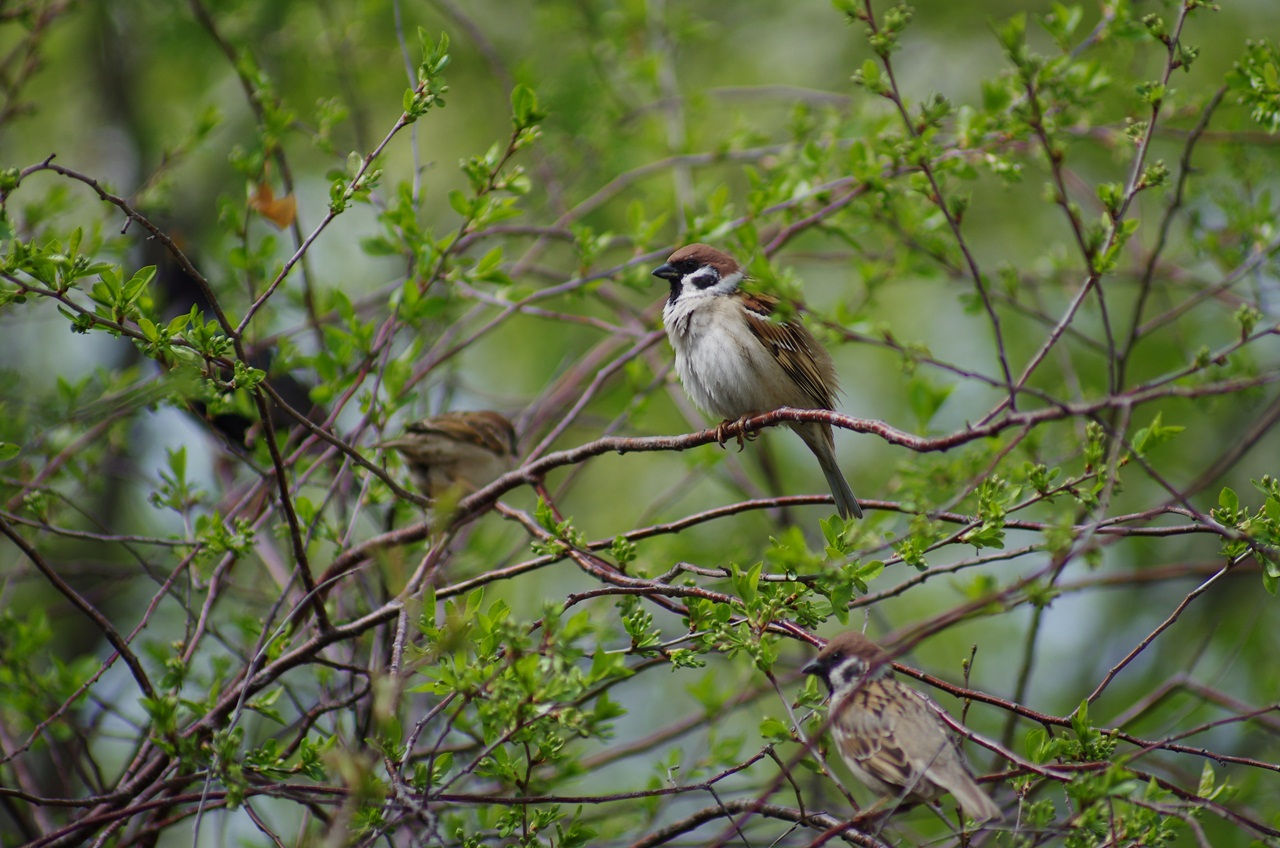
[1228,40,1280,132]
[1212,481,1280,593]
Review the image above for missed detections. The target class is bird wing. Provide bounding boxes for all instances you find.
[833,681,934,795]
[738,292,837,409]
[834,680,1002,820]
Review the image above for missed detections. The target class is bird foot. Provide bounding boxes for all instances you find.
[713,420,732,449]
[714,415,759,452]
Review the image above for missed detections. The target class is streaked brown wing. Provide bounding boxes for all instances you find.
[893,685,973,781]
[739,293,836,409]
[833,678,999,818]
[832,681,924,792]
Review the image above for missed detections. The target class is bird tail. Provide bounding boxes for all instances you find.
[795,423,862,520]
[950,780,1002,823]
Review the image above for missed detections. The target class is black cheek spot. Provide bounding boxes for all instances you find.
[690,269,720,290]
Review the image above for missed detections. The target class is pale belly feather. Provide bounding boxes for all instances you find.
[665,298,808,420]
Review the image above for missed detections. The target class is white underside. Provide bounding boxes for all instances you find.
[661,285,862,519]
[662,294,814,420]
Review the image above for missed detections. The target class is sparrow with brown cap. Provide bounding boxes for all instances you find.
[802,630,1002,822]
[652,244,862,519]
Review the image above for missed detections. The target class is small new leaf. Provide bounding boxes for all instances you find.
[510,83,546,129]
[1131,412,1184,457]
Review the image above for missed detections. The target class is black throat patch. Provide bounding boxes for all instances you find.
[667,278,683,304]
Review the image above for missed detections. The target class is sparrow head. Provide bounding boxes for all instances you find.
[651,244,745,304]
[380,410,518,459]
[802,630,893,694]
[426,410,518,458]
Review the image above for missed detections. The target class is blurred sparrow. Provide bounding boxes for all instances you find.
[378,410,517,499]
[652,244,861,519]
[803,631,1002,823]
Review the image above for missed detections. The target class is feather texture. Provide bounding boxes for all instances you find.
[378,410,517,498]
[804,631,1002,823]
[653,244,862,519]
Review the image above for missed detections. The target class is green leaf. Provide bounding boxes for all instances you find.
[138,316,159,342]
[759,716,792,743]
[1131,412,1184,456]
[447,189,471,217]
[861,58,879,83]
[1263,557,1280,596]
[1071,699,1090,739]
[122,265,156,302]
[856,561,885,590]
[831,0,860,18]
[996,13,1027,58]
[730,562,761,603]
[1197,761,1216,796]
[510,83,544,128]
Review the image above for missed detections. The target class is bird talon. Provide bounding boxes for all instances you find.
[712,417,758,450]
[734,414,761,450]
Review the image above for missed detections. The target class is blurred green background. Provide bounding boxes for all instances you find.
[3,0,1279,844]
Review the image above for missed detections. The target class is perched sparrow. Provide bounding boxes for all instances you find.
[802,631,1002,823]
[652,244,862,519]
[378,410,517,499]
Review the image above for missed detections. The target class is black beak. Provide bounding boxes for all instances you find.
[801,659,822,677]
[651,262,679,281]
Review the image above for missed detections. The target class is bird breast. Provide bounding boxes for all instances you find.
[663,295,800,420]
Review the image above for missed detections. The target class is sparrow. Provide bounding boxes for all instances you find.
[652,244,862,519]
[377,410,517,499]
[292,411,516,628]
[802,630,1002,823]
